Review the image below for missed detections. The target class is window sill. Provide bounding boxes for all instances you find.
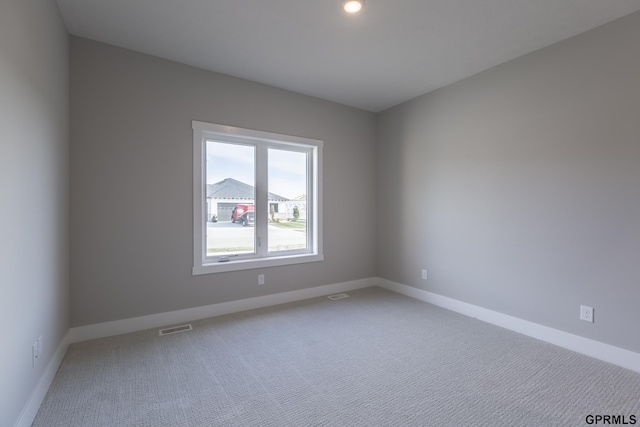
[192,253,324,275]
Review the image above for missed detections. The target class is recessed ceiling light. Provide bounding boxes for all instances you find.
[342,0,365,14]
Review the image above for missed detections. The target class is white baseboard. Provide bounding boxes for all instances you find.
[68,278,375,343]
[14,331,70,427]
[377,278,640,374]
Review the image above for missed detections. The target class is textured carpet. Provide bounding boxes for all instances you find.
[33,287,640,426]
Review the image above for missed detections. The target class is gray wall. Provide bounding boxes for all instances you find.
[0,0,69,425]
[70,37,377,327]
[377,11,640,353]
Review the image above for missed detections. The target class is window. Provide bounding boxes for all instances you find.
[192,121,323,274]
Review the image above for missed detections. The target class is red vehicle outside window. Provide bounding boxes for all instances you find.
[231,204,255,226]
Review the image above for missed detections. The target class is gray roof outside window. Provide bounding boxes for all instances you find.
[206,178,288,201]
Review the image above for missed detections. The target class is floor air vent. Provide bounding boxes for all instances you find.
[327,293,350,300]
[158,324,193,336]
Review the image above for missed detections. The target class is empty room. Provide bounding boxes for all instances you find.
[3,1,640,426]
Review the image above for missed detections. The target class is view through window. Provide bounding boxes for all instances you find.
[205,141,256,257]
[267,148,308,253]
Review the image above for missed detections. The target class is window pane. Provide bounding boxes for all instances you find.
[267,148,307,253]
[205,141,255,257]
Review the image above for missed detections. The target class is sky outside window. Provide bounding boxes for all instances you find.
[207,140,306,199]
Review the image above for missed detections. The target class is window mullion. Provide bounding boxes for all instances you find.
[306,148,313,252]
[255,144,268,257]
[194,134,206,265]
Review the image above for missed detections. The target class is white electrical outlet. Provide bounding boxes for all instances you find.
[421,269,427,280]
[32,340,39,367]
[258,274,265,285]
[580,305,594,323]
[32,336,43,367]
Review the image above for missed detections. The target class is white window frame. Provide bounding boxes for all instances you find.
[192,121,324,274]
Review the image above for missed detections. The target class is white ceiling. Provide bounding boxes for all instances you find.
[56,0,640,112]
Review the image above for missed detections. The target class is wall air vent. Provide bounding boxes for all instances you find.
[158,324,193,336]
[327,293,350,300]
